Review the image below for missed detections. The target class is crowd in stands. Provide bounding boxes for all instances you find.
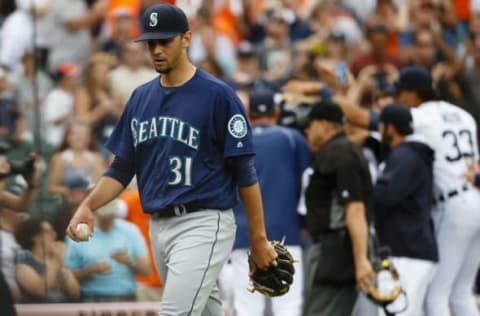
[0,0,480,314]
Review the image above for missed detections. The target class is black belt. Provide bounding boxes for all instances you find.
[150,204,205,219]
[436,184,469,203]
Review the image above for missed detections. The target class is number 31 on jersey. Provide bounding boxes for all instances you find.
[168,156,192,186]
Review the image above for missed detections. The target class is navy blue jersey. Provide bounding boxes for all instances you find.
[105,69,255,213]
[233,125,310,248]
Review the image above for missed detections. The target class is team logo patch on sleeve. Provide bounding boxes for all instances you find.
[228,114,248,139]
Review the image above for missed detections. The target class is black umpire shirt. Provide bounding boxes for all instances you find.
[305,132,373,238]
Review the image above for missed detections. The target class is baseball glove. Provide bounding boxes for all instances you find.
[248,240,296,297]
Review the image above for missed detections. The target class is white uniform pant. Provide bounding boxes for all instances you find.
[219,246,303,316]
[425,189,480,316]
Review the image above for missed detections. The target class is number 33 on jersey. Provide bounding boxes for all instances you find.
[412,101,479,194]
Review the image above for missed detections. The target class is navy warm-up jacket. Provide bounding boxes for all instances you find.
[374,139,438,262]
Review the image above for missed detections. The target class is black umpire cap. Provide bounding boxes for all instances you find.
[135,4,189,42]
[379,103,414,135]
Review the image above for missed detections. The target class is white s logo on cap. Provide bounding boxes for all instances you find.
[149,12,158,27]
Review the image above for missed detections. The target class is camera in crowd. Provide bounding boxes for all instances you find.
[0,141,35,181]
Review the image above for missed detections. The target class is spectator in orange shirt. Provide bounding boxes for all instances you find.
[118,186,163,301]
[104,0,140,39]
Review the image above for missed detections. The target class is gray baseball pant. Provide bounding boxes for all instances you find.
[149,209,236,316]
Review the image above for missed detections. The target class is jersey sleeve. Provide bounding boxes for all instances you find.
[215,88,255,158]
[104,93,136,161]
[411,107,431,136]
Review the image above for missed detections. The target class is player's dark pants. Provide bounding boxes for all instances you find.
[303,242,357,316]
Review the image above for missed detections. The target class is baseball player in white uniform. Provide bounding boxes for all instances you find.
[414,107,480,316]
[320,65,480,316]
[390,67,480,316]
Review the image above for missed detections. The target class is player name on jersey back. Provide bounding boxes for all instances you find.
[412,101,479,196]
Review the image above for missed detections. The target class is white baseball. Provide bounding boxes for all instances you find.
[75,223,91,241]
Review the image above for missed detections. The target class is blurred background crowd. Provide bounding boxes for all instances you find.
[1,0,480,311]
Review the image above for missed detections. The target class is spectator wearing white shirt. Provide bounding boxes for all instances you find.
[15,0,55,70]
[109,42,156,105]
[48,0,106,73]
[42,63,80,149]
[0,1,33,84]
[15,50,53,142]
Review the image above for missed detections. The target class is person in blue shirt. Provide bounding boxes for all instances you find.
[65,199,149,301]
[66,3,277,315]
[220,90,310,316]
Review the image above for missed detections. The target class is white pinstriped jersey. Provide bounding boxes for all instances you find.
[412,101,479,197]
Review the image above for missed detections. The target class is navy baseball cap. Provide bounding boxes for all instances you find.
[249,90,275,117]
[379,103,413,135]
[135,4,189,42]
[394,66,433,94]
[307,101,344,124]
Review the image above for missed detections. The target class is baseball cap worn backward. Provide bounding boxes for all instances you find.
[308,101,345,124]
[136,4,189,42]
[380,103,414,135]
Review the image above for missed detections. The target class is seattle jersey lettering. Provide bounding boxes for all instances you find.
[130,116,200,150]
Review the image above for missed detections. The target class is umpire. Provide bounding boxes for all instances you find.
[303,102,374,316]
